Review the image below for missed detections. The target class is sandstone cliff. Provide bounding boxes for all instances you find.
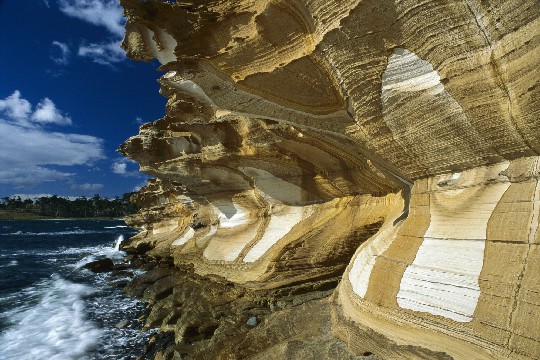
[119,0,540,358]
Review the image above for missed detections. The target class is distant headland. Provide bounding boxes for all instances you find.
[0,193,138,220]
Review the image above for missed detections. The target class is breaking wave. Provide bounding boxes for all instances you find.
[0,275,100,360]
[8,230,109,236]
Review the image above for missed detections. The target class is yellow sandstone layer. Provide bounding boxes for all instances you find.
[119,0,540,358]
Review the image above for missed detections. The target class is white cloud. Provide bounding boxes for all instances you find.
[0,91,105,187]
[50,41,71,65]
[70,183,104,192]
[31,98,72,125]
[0,167,73,187]
[78,40,126,65]
[135,117,144,125]
[111,159,140,177]
[0,91,72,127]
[0,122,104,166]
[57,1,127,66]
[0,91,32,121]
[111,162,127,174]
[58,0,125,37]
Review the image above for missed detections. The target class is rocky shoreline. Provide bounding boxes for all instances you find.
[114,243,375,360]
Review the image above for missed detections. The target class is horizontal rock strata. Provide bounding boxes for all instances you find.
[119,0,540,358]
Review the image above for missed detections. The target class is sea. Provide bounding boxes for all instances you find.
[0,219,154,360]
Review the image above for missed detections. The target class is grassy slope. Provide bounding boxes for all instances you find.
[0,210,49,220]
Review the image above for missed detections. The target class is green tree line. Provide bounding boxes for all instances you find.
[0,193,139,219]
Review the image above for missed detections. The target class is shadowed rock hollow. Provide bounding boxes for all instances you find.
[118,0,540,358]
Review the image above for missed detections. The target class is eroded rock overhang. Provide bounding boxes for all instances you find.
[119,0,540,358]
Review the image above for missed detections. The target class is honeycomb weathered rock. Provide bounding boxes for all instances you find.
[119,0,540,358]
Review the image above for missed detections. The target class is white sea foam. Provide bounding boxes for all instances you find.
[104,225,129,229]
[114,234,124,251]
[0,260,18,268]
[4,235,128,262]
[0,275,101,360]
[8,230,105,236]
[73,235,126,269]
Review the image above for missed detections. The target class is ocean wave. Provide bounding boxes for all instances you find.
[0,260,18,268]
[103,225,129,229]
[0,235,126,260]
[73,235,126,269]
[7,230,110,236]
[0,275,101,360]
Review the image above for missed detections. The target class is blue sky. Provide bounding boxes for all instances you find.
[0,0,166,198]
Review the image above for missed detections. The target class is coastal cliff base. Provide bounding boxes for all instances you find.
[124,261,376,360]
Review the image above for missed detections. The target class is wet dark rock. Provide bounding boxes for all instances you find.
[111,280,129,288]
[181,323,219,344]
[83,258,114,273]
[140,331,176,360]
[112,263,132,271]
[109,270,135,279]
[121,241,153,256]
[158,256,174,267]
[142,275,175,302]
[124,268,175,297]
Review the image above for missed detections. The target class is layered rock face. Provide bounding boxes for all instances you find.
[119,0,540,358]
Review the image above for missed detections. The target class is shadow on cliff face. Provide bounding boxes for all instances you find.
[123,261,378,360]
